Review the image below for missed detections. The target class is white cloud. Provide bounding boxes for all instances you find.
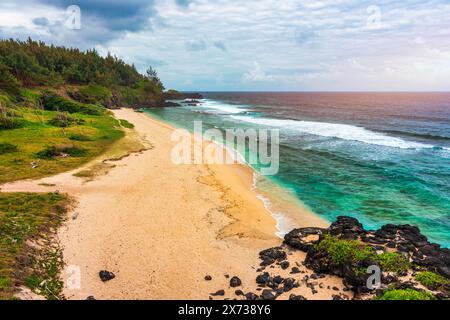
[1,0,450,91]
[242,62,274,83]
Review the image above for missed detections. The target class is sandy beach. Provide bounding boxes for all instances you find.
[1,108,348,300]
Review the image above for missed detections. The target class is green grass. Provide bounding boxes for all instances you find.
[0,107,124,184]
[315,234,376,266]
[0,192,69,300]
[376,288,436,300]
[69,133,92,141]
[0,143,18,155]
[18,89,41,108]
[119,119,135,129]
[35,145,88,159]
[315,235,410,274]
[415,271,449,291]
[0,107,26,130]
[47,112,85,128]
[374,252,410,274]
[75,85,112,106]
[42,95,105,116]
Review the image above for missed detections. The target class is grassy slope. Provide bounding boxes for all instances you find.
[0,107,124,184]
[0,192,69,300]
[0,98,129,299]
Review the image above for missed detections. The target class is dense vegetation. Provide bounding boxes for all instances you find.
[376,288,436,300]
[415,271,449,291]
[315,234,410,275]
[0,107,125,184]
[0,38,164,109]
[0,38,163,184]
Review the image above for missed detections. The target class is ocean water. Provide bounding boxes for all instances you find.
[145,92,450,247]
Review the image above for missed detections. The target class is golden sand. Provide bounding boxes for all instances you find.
[2,108,348,300]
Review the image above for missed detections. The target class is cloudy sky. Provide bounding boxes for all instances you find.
[1,0,449,91]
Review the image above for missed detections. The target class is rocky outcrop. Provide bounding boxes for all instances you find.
[283,216,450,299]
[284,227,325,252]
[163,92,203,101]
[209,216,449,300]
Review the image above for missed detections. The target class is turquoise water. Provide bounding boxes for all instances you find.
[145,92,450,247]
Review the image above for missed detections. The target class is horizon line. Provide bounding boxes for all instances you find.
[178,90,450,93]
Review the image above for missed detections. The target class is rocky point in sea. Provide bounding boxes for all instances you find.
[283,216,450,300]
[209,216,450,300]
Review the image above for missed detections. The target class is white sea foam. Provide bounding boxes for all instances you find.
[230,116,436,150]
[251,172,297,238]
[196,100,249,114]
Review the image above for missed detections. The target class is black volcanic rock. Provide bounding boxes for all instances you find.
[245,292,258,300]
[163,92,203,100]
[328,216,365,239]
[279,261,290,270]
[164,101,182,107]
[289,294,307,300]
[290,267,301,274]
[235,290,244,296]
[259,247,286,266]
[282,278,296,292]
[211,290,225,296]
[229,276,242,287]
[261,289,276,300]
[99,270,115,282]
[284,227,325,252]
[297,216,450,295]
[256,272,270,285]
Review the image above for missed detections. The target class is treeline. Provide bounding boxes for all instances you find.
[0,38,165,108]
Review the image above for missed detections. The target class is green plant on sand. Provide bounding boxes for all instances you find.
[315,234,410,274]
[0,192,69,299]
[376,288,436,300]
[415,271,449,291]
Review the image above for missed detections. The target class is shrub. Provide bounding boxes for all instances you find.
[0,94,12,106]
[0,143,18,154]
[48,112,85,127]
[0,105,24,130]
[69,133,92,141]
[35,144,88,159]
[376,288,436,300]
[315,234,375,266]
[42,95,104,116]
[374,252,410,274]
[315,235,410,275]
[119,119,134,129]
[19,89,41,107]
[73,85,112,106]
[415,271,449,290]
[0,63,20,96]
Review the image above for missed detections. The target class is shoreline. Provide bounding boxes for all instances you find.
[144,110,329,238]
[1,108,337,300]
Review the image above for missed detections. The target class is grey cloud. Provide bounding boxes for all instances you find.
[32,17,50,26]
[185,39,207,51]
[213,41,227,51]
[37,0,156,32]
